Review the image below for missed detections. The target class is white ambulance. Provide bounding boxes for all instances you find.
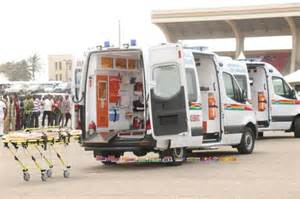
[223,58,300,137]
[79,43,257,165]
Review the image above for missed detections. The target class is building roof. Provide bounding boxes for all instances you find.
[152,3,300,40]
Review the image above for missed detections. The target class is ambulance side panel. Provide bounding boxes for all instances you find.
[268,64,300,130]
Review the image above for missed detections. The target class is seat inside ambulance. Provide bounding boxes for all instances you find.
[87,50,146,135]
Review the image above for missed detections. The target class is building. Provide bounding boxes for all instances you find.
[152,3,300,74]
[48,54,73,82]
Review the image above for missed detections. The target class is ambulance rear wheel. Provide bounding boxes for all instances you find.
[237,127,255,154]
[294,117,300,138]
[160,148,186,166]
[100,152,121,165]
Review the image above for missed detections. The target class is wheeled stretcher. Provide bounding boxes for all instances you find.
[2,127,81,182]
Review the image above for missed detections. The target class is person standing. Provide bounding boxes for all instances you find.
[0,96,7,137]
[19,97,25,129]
[7,95,16,131]
[23,95,34,129]
[31,96,41,128]
[52,96,61,126]
[14,94,21,130]
[3,94,10,133]
[42,96,52,127]
[61,95,71,127]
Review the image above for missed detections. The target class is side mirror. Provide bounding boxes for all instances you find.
[240,89,247,103]
[289,89,297,99]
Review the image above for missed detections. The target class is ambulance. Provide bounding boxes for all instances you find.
[79,43,257,165]
[222,58,300,138]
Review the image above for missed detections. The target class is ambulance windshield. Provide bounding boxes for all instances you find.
[153,64,181,98]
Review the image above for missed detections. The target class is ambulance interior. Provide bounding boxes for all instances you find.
[89,50,145,134]
[193,53,221,140]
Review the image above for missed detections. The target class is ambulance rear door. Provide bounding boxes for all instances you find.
[148,44,191,144]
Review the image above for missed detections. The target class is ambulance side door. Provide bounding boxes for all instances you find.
[185,67,203,136]
[271,76,297,129]
[222,72,250,135]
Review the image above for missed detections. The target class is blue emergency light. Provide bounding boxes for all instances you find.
[104,41,110,48]
[130,39,136,46]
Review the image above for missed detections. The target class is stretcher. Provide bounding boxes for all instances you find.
[2,127,81,182]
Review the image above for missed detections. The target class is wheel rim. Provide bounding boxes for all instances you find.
[244,132,253,151]
[173,148,184,159]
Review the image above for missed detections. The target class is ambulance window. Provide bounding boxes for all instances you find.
[223,72,243,103]
[234,75,248,98]
[153,65,181,99]
[223,73,235,99]
[185,68,197,102]
[272,77,294,99]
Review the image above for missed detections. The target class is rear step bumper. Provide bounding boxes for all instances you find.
[82,135,156,152]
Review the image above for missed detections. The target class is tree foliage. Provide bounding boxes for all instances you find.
[0,60,32,81]
[0,54,41,81]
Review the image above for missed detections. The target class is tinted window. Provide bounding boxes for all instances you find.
[153,65,181,99]
[185,68,197,102]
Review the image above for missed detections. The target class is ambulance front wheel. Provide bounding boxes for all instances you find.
[237,127,255,154]
[294,117,300,138]
[160,148,186,166]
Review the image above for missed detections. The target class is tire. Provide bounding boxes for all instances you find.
[63,169,70,178]
[41,172,47,181]
[101,161,117,166]
[23,172,30,182]
[46,169,53,178]
[237,127,255,154]
[294,117,300,138]
[101,152,121,166]
[160,148,186,166]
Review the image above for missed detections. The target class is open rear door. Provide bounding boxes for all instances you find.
[148,44,190,139]
[247,63,271,127]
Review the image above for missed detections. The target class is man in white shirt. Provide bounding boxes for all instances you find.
[0,97,7,137]
[42,95,52,127]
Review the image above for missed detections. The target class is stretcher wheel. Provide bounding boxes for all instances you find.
[46,169,53,178]
[41,172,47,182]
[23,172,30,182]
[63,169,70,178]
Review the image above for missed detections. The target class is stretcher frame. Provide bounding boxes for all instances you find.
[2,127,81,182]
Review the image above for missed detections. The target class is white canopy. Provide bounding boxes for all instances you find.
[285,70,300,83]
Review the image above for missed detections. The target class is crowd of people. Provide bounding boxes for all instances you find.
[0,94,71,137]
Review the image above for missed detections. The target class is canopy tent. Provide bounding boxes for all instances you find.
[285,69,300,84]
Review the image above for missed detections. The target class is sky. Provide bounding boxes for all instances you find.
[0,0,299,80]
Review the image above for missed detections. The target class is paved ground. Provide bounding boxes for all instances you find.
[1,131,300,199]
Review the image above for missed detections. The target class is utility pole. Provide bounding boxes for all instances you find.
[118,19,121,48]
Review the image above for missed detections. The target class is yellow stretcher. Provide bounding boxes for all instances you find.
[2,127,81,182]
